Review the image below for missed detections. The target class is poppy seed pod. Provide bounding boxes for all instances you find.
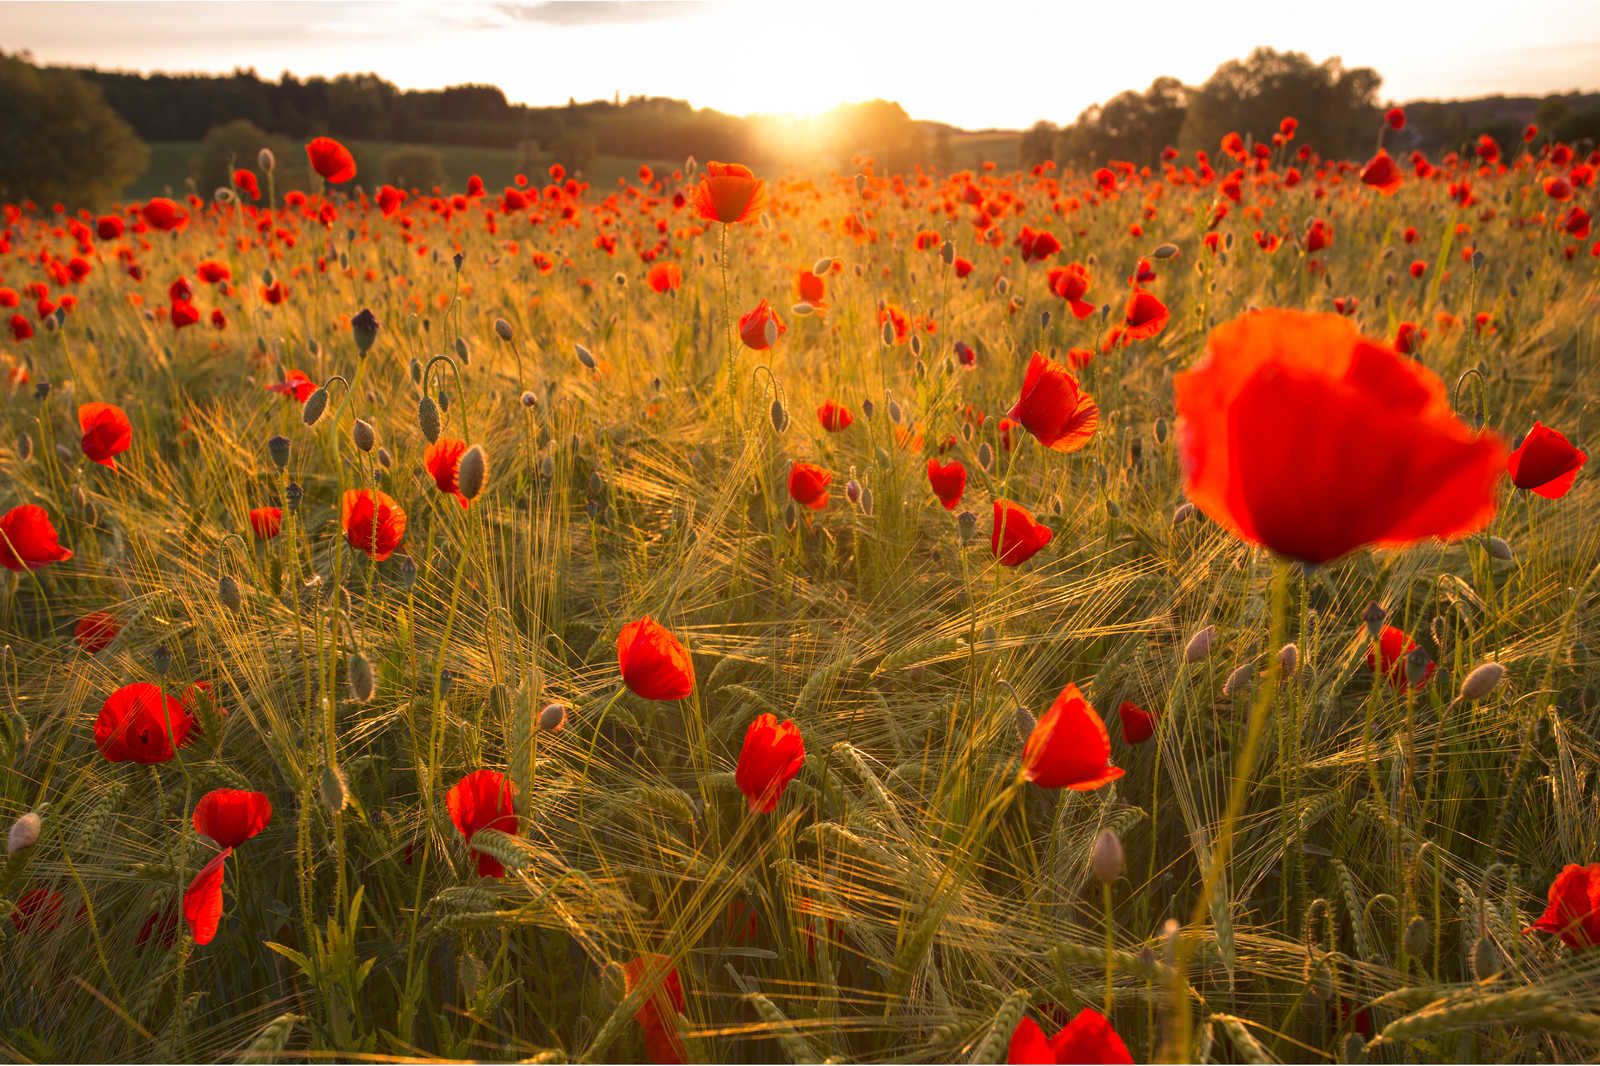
[7,811,41,855]
[457,445,487,501]
[218,574,242,612]
[576,343,596,370]
[494,318,514,342]
[538,702,568,732]
[302,387,329,427]
[418,395,441,442]
[352,419,376,452]
[1460,661,1505,700]
[348,651,375,702]
[351,308,379,353]
[1184,625,1216,663]
[258,147,275,173]
[267,434,290,470]
[1091,828,1124,884]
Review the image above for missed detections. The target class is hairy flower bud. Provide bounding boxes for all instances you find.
[418,395,441,443]
[1091,828,1124,885]
[351,308,379,353]
[7,811,41,855]
[352,418,376,452]
[267,434,291,470]
[301,386,329,427]
[457,444,488,501]
[538,702,568,732]
[1459,661,1505,701]
[348,651,375,703]
[1184,625,1216,663]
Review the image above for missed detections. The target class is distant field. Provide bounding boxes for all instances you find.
[127,141,672,199]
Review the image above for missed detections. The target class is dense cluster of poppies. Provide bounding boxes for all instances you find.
[0,113,1595,1063]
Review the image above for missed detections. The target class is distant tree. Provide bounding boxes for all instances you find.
[382,145,446,191]
[0,52,148,205]
[1020,121,1058,166]
[1178,48,1380,159]
[549,126,596,177]
[1553,105,1600,149]
[192,119,305,201]
[1059,77,1188,165]
[826,100,925,171]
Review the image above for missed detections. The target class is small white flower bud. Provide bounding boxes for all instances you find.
[7,812,41,854]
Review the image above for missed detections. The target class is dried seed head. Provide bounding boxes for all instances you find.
[1362,601,1387,640]
[575,343,596,370]
[348,651,375,702]
[1091,829,1124,885]
[301,386,330,427]
[7,811,41,855]
[1459,661,1505,701]
[351,308,379,353]
[218,574,243,612]
[494,317,514,342]
[267,434,291,470]
[1184,625,1216,663]
[538,702,568,732]
[418,395,441,442]
[457,444,488,501]
[352,418,376,452]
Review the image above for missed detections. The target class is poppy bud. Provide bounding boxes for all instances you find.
[791,302,814,317]
[494,318,514,342]
[956,511,978,543]
[1404,647,1433,688]
[218,574,243,612]
[881,319,894,346]
[859,486,874,516]
[812,257,833,275]
[1153,417,1169,444]
[977,441,993,471]
[538,702,568,732]
[302,386,329,427]
[418,395,441,442]
[33,382,50,401]
[318,763,348,812]
[453,252,465,273]
[348,651,375,702]
[457,445,488,501]
[1404,915,1430,959]
[258,147,275,172]
[16,432,31,460]
[267,434,290,470]
[455,336,470,364]
[1091,828,1123,884]
[1173,502,1196,524]
[377,446,393,469]
[1362,602,1387,640]
[7,811,41,855]
[1459,661,1505,701]
[887,399,902,425]
[351,308,379,353]
[845,479,861,505]
[1486,536,1513,561]
[995,276,1009,295]
[941,240,955,264]
[861,398,875,419]
[1279,643,1299,675]
[352,419,376,452]
[576,343,596,370]
[854,173,867,196]
[1153,243,1180,259]
[1223,661,1254,697]
[409,358,423,385]
[214,186,236,205]
[1184,625,1216,663]
[1012,703,1036,740]
[1471,935,1501,979]
[285,481,303,510]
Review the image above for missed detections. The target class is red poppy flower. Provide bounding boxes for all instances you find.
[927,458,966,510]
[1509,422,1586,498]
[446,769,519,878]
[79,402,132,468]
[796,269,826,307]
[141,198,187,231]
[425,437,470,507]
[10,888,64,933]
[622,954,687,1064]
[1020,683,1124,791]
[735,713,805,813]
[1007,352,1099,453]
[183,848,230,946]
[991,499,1051,566]
[340,489,407,561]
[1525,863,1600,950]
[646,263,681,294]
[738,299,786,350]
[136,904,179,949]
[95,682,194,763]
[1385,107,1406,130]
[248,506,283,540]
[170,300,200,329]
[1366,625,1434,690]
[692,161,766,225]
[1119,702,1156,744]
[817,400,853,432]
[232,169,260,201]
[1359,150,1402,195]
[9,313,33,342]
[96,215,125,240]
[0,504,72,571]
[268,369,316,403]
[305,136,357,183]
[1007,1009,1133,1064]
[1045,263,1094,319]
[788,462,831,510]
[192,789,272,849]
[1123,289,1169,341]
[617,616,695,700]
[1174,310,1505,565]
[75,611,120,654]
[1543,176,1574,202]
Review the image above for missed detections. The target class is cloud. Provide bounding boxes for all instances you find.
[494,1,707,26]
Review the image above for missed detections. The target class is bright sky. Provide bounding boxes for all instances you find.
[5,0,1598,129]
